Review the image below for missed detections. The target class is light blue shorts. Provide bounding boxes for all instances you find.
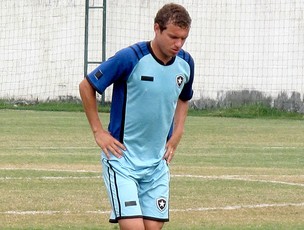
[101,158,170,223]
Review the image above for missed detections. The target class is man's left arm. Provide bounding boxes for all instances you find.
[163,99,189,164]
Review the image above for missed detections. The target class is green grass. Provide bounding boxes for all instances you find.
[1,110,304,229]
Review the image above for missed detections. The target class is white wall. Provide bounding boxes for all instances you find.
[0,0,303,101]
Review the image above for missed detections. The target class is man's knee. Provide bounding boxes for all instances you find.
[118,218,145,230]
[144,219,164,230]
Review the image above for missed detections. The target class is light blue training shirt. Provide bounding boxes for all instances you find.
[87,41,194,170]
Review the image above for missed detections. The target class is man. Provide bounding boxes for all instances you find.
[79,3,194,230]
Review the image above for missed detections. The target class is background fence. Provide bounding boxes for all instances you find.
[1,0,304,109]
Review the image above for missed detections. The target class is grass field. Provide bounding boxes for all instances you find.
[1,109,303,229]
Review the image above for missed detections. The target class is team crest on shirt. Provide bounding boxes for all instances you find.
[176,75,184,87]
[156,198,167,212]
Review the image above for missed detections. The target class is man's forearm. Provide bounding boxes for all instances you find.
[173,99,189,138]
[79,78,104,134]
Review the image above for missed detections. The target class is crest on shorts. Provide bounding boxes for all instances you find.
[156,198,167,212]
[176,75,184,87]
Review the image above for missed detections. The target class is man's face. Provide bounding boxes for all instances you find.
[154,22,190,62]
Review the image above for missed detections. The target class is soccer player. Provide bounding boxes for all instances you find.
[79,3,194,230]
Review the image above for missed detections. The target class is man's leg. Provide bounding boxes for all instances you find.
[118,218,145,230]
[118,216,165,230]
[144,219,164,230]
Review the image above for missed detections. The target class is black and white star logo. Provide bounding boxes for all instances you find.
[156,198,167,212]
[176,75,184,87]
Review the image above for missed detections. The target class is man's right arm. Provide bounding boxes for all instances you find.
[79,78,125,158]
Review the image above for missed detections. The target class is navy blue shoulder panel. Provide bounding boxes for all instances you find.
[86,42,149,95]
[129,41,150,62]
[113,41,150,81]
[177,49,195,101]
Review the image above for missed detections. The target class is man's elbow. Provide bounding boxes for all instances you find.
[79,78,89,93]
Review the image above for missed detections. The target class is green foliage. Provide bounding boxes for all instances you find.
[1,99,304,120]
[190,90,304,114]
[0,99,111,113]
[188,104,304,120]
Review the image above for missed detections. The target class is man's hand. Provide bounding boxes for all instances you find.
[94,129,126,159]
[163,135,181,164]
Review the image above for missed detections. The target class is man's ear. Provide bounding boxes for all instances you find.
[154,23,160,34]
